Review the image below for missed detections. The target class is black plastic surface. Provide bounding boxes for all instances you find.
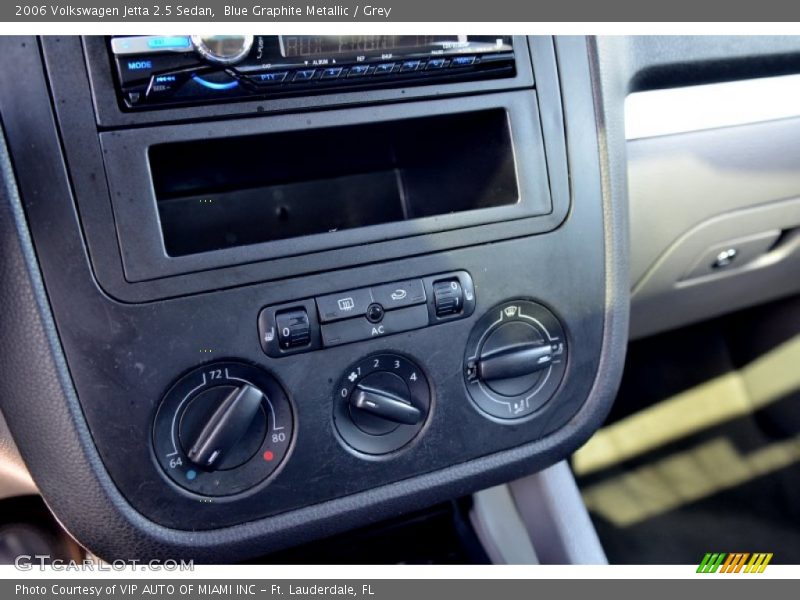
[6,35,601,530]
[151,109,517,257]
[100,91,553,286]
[0,36,629,560]
[37,37,557,303]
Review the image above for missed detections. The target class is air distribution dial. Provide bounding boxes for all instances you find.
[334,354,431,456]
[152,361,293,496]
[191,35,254,65]
[464,300,567,420]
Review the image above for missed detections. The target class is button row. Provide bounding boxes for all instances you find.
[117,51,513,107]
[121,55,479,103]
[316,279,426,323]
[321,304,429,347]
[115,52,200,87]
[241,56,477,87]
[257,271,476,358]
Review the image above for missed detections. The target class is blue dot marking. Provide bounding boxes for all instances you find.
[186,469,197,481]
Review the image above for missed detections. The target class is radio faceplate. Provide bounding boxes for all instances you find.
[110,35,516,109]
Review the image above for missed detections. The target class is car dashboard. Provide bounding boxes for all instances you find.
[3,35,796,563]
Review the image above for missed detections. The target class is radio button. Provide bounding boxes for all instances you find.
[321,305,429,347]
[292,69,317,82]
[146,71,188,100]
[116,54,199,87]
[124,87,146,106]
[247,71,288,86]
[347,65,370,77]
[321,67,344,80]
[451,56,477,67]
[111,36,192,55]
[426,58,447,69]
[374,63,396,75]
[316,288,373,323]
[400,60,422,72]
[371,280,426,310]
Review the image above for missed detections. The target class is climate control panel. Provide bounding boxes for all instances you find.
[151,288,569,498]
[257,271,476,357]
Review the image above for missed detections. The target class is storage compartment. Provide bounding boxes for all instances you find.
[150,109,518,256]
[99,91,555,287]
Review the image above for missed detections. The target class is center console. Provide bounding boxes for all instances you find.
[0,35,627,560]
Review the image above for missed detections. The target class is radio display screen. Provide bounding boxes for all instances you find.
[278,36,512,59]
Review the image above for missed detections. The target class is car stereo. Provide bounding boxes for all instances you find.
[110,35,516,109]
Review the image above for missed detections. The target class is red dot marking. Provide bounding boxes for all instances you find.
[263,450,274,462]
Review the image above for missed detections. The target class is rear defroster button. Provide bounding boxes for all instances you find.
[316,287,373,322]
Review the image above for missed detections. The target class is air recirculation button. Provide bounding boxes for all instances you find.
[464,301,567,420]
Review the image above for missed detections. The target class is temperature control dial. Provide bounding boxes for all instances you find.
[464,301,567,420]
[152,361,294,496]
[334,354,431,456]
